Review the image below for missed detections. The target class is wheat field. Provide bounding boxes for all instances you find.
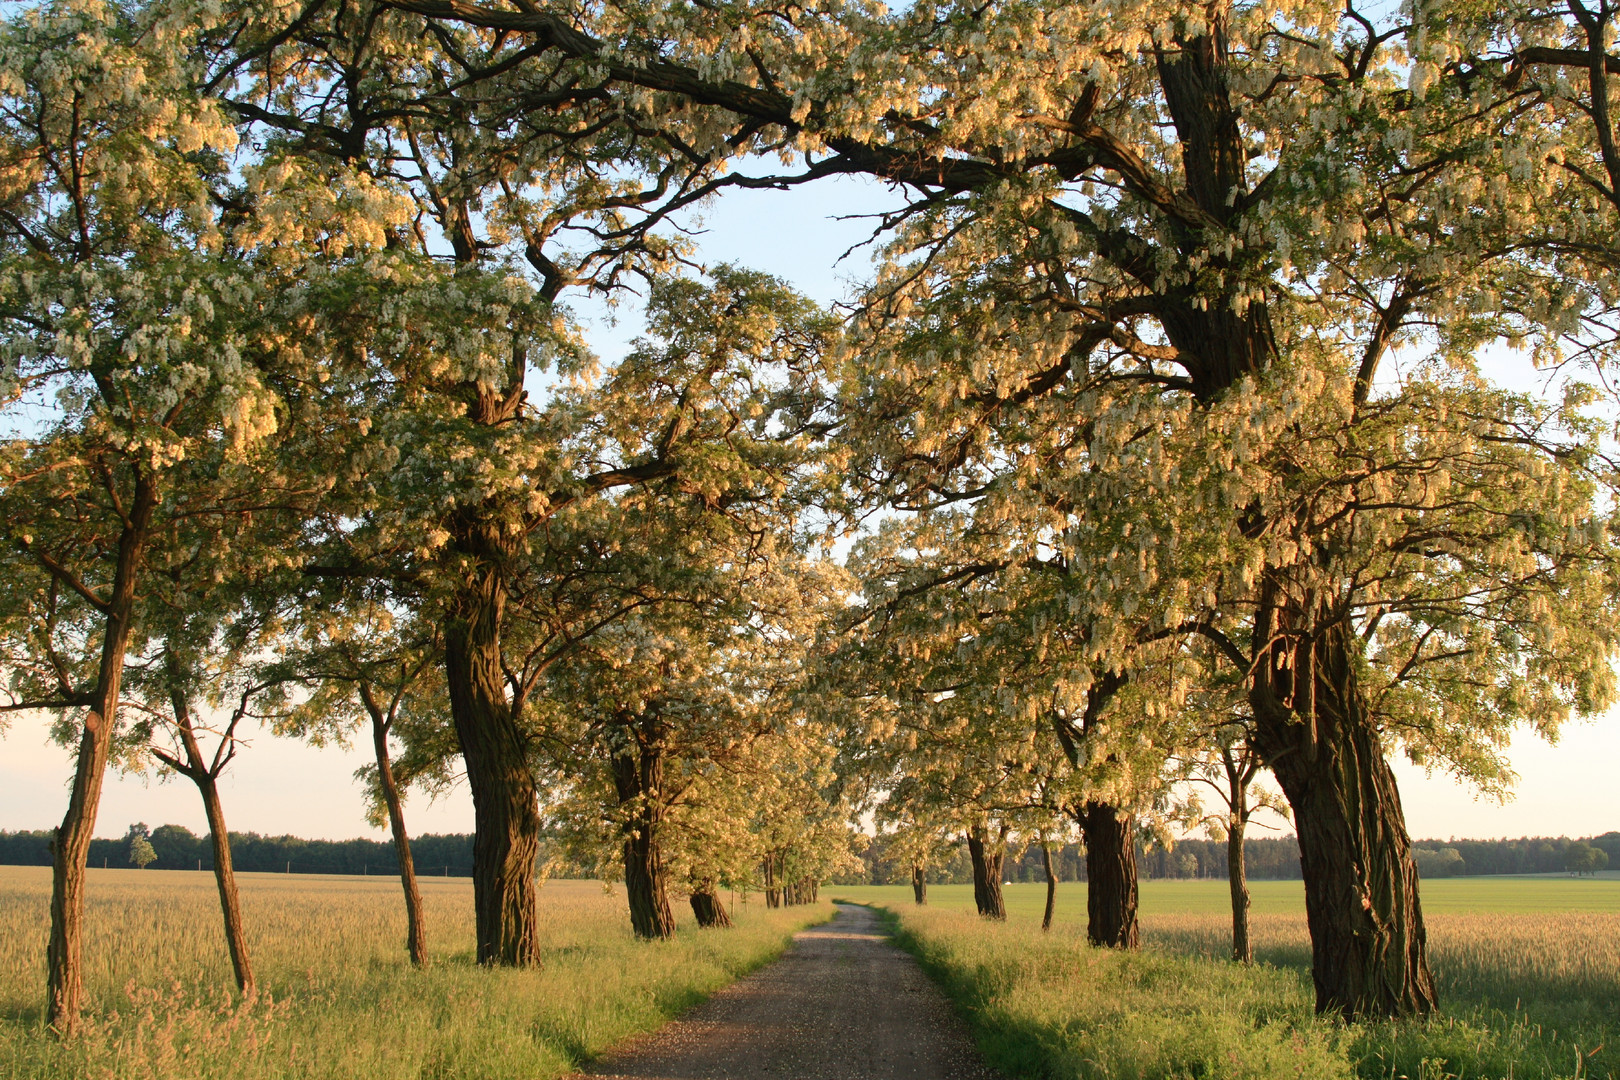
[0,866,827,1080]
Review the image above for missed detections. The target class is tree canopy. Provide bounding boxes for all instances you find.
[2,0,1619,1032]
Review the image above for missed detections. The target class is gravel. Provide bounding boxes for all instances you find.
[578,902,1003,1080]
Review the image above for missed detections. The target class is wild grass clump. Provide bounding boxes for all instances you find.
[0,867,826,1080]
[886,906,1351,1080]
[841,880,1619,1080]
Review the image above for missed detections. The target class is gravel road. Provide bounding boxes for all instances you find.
[579,902,1002,1080]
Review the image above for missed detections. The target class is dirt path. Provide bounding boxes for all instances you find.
[580,903,1001,1080]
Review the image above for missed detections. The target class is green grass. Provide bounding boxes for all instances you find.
[831,880,1620,1080]
[833,877,1620,918]
[0,866,828,1079]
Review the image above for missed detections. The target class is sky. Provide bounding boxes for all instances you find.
[1,173,1615,845]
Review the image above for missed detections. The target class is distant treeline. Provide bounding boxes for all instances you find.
[0,826,477,877]
[3,825,1614,882]
[838,834,1305,885]
[838,830,1620,885]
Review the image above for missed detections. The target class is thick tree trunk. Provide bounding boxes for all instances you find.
[1080,801,1140,948]
[1252,621,1437,1019]
[1042,842,1057,932]
[911,863,927,905]
[197,778,254,996]
[690,886,732,928]
[371,707,427,966]
[47,481,154,1034]
[1227,815,1252,964]
[611,744,675,940]
[966,827,1006,920]
[443,546,540,966]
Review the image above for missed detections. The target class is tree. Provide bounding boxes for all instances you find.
[185,0,846,958]
[273,605,440,966]
[1565,842,1608,876]
[146,657,268,997]
[534,502,846,937]
[0,0,318,1031]
[125,826,157,870]
[384,0,1620,1020]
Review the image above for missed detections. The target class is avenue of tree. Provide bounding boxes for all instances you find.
[3,0,1620,1037]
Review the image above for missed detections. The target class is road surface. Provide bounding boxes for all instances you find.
[580,903,1001,1080]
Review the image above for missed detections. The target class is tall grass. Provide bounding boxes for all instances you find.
[832,881,1620,1080]
[0,866,827,1079]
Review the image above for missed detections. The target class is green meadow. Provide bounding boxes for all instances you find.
[830,879,1620,1079]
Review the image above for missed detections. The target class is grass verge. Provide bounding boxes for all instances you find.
[834,883,1617,1080]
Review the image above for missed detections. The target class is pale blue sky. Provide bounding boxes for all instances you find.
[2,173,1615,844]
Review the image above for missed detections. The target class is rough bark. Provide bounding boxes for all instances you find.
[690,886,732,928]
[1079,801,1140,948]
[1252,620,1437,1018]
[965,826,1006,920]
[46,478,155,1034]
[1227,813,1251,964]
[1041,842,1058,932]
[364,686,427,966]
[911,863,927,906]
[612,742,675,940]
[198,778,254,996]
[1158,26,1435,1019]
[443,532,540,966]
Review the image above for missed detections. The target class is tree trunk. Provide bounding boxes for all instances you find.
[1042,842,1057,932]
[443,544,540,966]
[162,682,255,997]
[47,480,154,1034]
[611,743,675,940]
[1080,801,1140,948]
[1252,621,1437,1018]
[690,886,732,928]
[763,852,781,908]
[1227,813,1252,964]
[197,777,254,996]
[371,706,427,966]
[966,826,1006,920]
[911,863,927,905]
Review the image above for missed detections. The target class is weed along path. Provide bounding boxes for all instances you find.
[580,903,1001,1080]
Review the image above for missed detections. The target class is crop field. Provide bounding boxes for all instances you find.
[0,866,828,1080]
[830,879,1620,1079]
